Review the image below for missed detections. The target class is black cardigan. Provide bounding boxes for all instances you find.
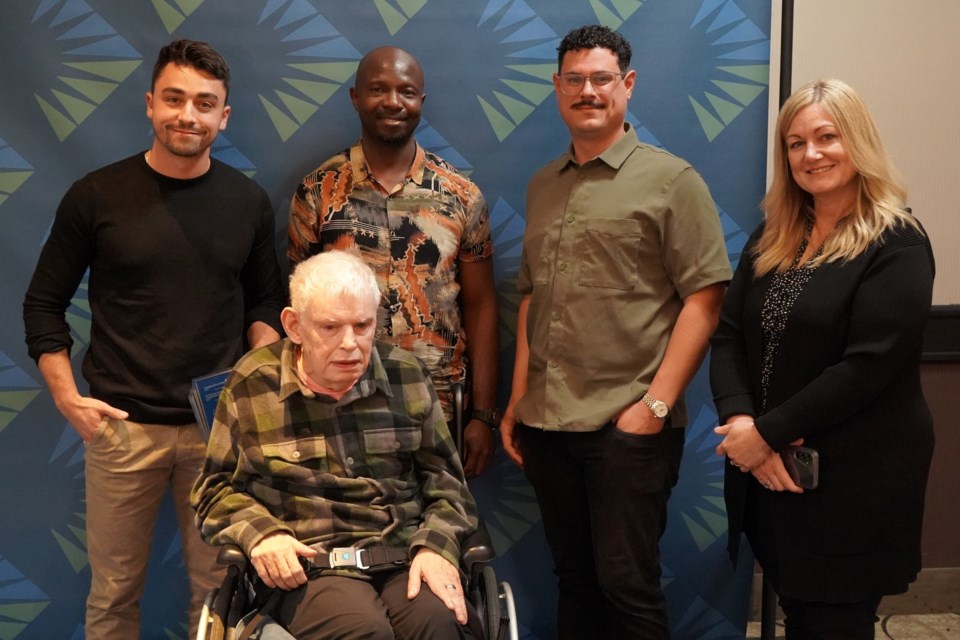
[710,220,935,601]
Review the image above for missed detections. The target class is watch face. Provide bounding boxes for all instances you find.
[653,403,669,418]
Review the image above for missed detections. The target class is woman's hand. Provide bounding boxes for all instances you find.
[749,450,804,493]
[714,416,771,471]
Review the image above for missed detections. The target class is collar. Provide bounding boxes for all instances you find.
[349,140,427,189]
[557,123,639,173]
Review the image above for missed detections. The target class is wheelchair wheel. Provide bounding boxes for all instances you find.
[480,565,502,640]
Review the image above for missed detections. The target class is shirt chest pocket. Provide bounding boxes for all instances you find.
[261,437,328,472]
[362,427,422,454]
[578,218,642,290]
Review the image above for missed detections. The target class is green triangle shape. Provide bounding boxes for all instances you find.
[491,509,534,542]
[717,64,770,84]
[0,390,41,412]
[282,77,339,105]
[64,60,142,83]
[259,95,300,142]
[711,79,766,106]
[681,512,715,552]
[705,91,744,125]
[611,0,644,20]
[151,0,185,33]
[289,62,358,83]
[66,311,92,346]
[71,297,91,314]
[0,171,32,194]
[695,505,729,537]
[0,622,28,637]
[501,79,554,104]
[477,96,515,142]
[174,0,204,13]
[0,411,14,434]
[0,194,8,206]
[52,529,89,572]
[60,76,118,104]
[397,0,427,17]
[275,90,318,125]
[496,499,541,522]
[374,0,407,36]
[689,96,724,142]
[68,524,88,546]
[0,601,49,623]
[52,90,96,124]
[493,91,535,125]
[590,0,625,29]
[35,95,76,141]
[505,63,556,82]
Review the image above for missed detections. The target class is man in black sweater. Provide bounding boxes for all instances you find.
[22,39,284,639]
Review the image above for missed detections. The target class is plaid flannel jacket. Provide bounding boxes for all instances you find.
[191,339,478,570]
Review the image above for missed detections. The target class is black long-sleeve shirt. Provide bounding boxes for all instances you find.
[24,153,285,424]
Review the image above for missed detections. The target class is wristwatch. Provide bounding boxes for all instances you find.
[641,393,670,420]
[471,408,501,430]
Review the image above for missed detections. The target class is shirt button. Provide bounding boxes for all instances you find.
[393,441,401,450]
[346,456,354,465]
[559,263,567,271]
[567,216,574,223]
[550,361,559,368]
[292,451,301,459]
[552,312,561,321]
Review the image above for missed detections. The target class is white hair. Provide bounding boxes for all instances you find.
[288,251,381,315]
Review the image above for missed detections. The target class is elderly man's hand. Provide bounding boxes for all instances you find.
[407,547,467,624]
[250,532,318,590]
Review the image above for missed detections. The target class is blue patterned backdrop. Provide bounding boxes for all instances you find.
[0,1,769,638]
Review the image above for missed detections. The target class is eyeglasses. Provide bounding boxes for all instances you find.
[557,71,626,96]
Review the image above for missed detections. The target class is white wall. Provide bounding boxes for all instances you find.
[770,0,960,304]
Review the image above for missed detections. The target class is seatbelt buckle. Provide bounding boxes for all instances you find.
[329,547,369,570]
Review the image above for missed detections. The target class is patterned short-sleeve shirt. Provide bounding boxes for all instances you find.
[288,142,493,406]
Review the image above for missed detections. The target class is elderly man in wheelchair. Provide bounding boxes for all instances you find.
[191,250,488,639]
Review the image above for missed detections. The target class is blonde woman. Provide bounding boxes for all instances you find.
[710,79,935,639]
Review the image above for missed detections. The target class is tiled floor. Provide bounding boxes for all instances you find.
[746,613,960,639]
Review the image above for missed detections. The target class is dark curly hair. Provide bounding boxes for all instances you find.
[152,39,231,100]
[557,25,632,72]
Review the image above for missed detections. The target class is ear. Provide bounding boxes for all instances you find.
[623,69,636,99]
[281,307,302,345]
[145,91,154,119]
[349,86,359,112]
[218,104,231,132]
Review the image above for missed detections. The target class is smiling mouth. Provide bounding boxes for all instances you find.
[808,165,834,174]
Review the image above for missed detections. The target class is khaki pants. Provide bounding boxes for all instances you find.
[84,417,223,639]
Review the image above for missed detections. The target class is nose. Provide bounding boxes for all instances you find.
[382,89,402,109]
[804,143,822,161]
[177,100,197,124]
[580,78,600,98]
[340,327,357,350]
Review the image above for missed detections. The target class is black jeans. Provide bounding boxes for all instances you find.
[519,423,685,640]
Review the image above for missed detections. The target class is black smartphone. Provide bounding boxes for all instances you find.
[781,445,819,490]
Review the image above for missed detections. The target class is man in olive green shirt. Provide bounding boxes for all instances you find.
[500,25,732,639]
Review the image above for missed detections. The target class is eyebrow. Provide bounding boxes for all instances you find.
[160,87,221,102]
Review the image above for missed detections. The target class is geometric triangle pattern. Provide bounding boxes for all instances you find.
[257,4,362,141]
[476,1,558,142]
[373,0,428,36]
[31,1,142,141]
[150,0,205,34]
[689,0,769,142]
[589,0,645,30]
[0,139,33,209]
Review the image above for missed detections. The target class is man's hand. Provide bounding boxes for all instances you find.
[461,419,495,478]
[59,394,128,442]
[613,401,665,436]
[499,406,523,468]
[250,532,318,590]
[407,548,467,625]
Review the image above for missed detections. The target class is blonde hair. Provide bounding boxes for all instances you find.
[288,251,381,315]
[754,78,919,276]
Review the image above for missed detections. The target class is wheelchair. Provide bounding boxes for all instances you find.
[196,383,517,640]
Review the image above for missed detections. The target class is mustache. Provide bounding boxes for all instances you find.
[572,100,604,109]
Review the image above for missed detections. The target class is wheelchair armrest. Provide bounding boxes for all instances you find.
[461,519,495,575]
[216,543,249,572]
